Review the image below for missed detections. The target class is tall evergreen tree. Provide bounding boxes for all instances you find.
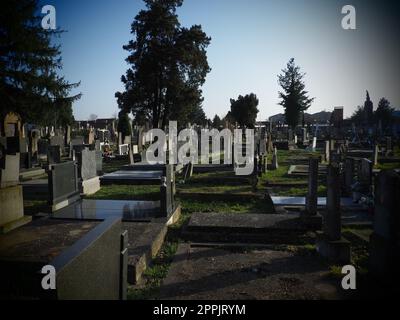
[278,58,314,129]
[115,0,211,129]
[117,111,132,139]
[0,0,81,128]
[212,114,222,128]
[374,97,394,128]
[230,93,259,128]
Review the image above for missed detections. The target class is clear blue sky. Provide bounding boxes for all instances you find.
[41,0,400,121]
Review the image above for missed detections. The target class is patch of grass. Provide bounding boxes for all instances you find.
[375,162,400,170]
[178,184,253,194]
[24,200,48,215]
[85,184,160,201]
[127,241,178,300]
[102,159,129,173]
[179,198,274,214]
[269,185,327,197]
[329,265,344,278]
[286,244,317,256]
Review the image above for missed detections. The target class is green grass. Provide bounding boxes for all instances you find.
[269,185,327,197]
[375,162,400,170]
[86,184,160,201]
[178,184,254,194]
[102,158,129,173]
[179,198,274,214]
[127,241,179,300]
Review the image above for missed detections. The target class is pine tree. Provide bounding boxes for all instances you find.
[115,0,211,129]
[0,0,81,128]
[230,93,259,128]
[278,58,314,129]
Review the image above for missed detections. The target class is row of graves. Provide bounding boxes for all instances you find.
[0,115,181,299]
[156,124,400,298]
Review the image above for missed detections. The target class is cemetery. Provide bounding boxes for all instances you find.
[1,108,400,299]
[1,0,400,304]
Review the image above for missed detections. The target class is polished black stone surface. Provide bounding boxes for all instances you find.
[100,170,163,185]
[52,199,162,221]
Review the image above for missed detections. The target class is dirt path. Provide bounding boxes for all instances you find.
[158,244,345,300]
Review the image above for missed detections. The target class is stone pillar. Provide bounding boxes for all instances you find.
[316,164,350,263]
[312,137,317,150]
[325,165,341,240]
[305,158,319,215]
[271,146,278,170]
[325,140,330,163]
[373,144,379,166]
[0,145,31,233]
[267,133,273,154]
[369,170,400,279]
[344,158,354,196]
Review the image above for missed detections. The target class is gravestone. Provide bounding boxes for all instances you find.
[305,158,319,215]
[50,135,64,148]
[38,139,49,155]
[267,133,273,154]
[95,150,103,176]
[19,151,32,170]
[271,147,278,170]
[160,165,175,217]
[302,128,307,143]
[312,137,317,150]
[94,140,101,151]
[369,170,400,280]
[344,158,354,196]
[19,137,28,153]
[359,158,372,190]
[47,145,61,164]
[373,144,379,166]
[77,148,100,195]
[316,164,350,263]
[71,137,84,147]
[0,146,31,233]
[0,216,127,299]
[65,125,71,146]
[119,144,129,156]
[48,161,81,211]
[324,140,330,163]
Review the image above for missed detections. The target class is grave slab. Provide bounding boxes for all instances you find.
[100,170,164,185]
[0,217,125,300]
[53,199,163,221]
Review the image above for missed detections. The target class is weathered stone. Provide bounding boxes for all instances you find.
[77,148,97,181]
[344,158,354,195]
[369,170,400,280]
[305,158,319,215]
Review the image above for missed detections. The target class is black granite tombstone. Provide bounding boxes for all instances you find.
[77,148,97,181]
[95,150,103,176]
[47,145,61,164]
[0,216,127,300]
[48,161,80,211]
